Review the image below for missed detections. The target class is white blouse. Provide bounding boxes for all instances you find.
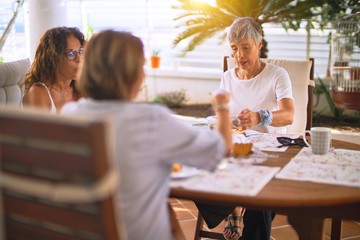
[220,63,293,133]
[61,99,226,240]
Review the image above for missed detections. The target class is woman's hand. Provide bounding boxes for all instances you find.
[211,89,232,156]
[211,89,229,110]
[238,108,259,130]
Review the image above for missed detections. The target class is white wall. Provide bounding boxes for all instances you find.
[27,0,68,60]
[141,68,221,104]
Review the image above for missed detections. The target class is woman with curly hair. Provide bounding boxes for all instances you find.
[23,26,85,113]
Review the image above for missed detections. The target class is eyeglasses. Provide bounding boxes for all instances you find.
[276,137,308,148]
[64,48,84,61]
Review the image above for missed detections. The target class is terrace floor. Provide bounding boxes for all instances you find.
[169,198,360,240]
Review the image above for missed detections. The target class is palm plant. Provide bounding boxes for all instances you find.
[172,0,323,57]
[315,77,344,120]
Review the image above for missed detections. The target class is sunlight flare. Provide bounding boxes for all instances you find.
[191,0,216,7]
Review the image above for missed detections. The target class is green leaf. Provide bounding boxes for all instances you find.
[172,0,344,55]
[317,77,344,120]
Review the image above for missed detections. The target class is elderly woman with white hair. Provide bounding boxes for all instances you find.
[196,17,295,240]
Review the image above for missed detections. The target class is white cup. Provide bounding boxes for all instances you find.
[303,127,332,155]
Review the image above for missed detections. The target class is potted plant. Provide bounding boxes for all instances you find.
[150,50,161,69]
[152,89,188,108]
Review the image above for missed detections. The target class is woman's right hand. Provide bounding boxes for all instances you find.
[211,89,229,110]
[211,89,232,156]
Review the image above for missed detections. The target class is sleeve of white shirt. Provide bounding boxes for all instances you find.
[152,106,226,172]
[220,75,225,90]
[274,67,293,101]
[219,69,231,91]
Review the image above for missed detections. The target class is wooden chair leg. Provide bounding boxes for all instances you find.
[169,203,186,240]
[331,218,342,240]
[194,211,226,240]
[194,211,204,240]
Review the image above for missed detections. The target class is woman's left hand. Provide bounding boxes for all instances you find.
[237,108,259,129]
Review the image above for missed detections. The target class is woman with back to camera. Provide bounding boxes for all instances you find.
[61,30,232,240]
[197,17,295,240]
[23,27,85,113]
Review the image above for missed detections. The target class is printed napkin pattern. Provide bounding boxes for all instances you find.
[172,163,280,196]
[276,148,360,187]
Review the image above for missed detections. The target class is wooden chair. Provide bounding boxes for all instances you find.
[193,57,315,240]
[0,107,127,240]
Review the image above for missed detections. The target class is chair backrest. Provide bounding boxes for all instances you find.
[0,58,30,107]
[224,56,314,135]
[0,107,126,240]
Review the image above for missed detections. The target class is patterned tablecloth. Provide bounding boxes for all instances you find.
[171,162,280,196]
[276,148,360,187]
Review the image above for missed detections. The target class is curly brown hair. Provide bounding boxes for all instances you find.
[23,27,85,98]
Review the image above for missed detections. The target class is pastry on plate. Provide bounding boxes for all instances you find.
[232,142,253,156]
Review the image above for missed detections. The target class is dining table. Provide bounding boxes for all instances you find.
[170,138,360,240]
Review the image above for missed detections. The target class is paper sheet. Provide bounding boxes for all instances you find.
[171,163,280,196]
[276,148,360,187]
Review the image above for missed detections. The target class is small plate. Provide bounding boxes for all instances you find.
[171,165,199,179]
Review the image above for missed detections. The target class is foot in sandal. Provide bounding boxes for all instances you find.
[223,214,242,240]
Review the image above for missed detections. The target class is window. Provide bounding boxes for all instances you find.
[1,0,331,77]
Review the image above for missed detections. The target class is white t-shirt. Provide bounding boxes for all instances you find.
[220,63,293,133]
[61,99,226,240]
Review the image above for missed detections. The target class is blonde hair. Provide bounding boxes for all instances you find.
[79,30,145,100]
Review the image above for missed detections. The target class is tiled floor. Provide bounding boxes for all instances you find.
[169,198,360,240]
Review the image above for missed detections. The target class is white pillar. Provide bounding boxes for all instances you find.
[27,0,67,60]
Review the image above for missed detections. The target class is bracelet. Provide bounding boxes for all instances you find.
[258,109,273,126]
[214,103,229,112]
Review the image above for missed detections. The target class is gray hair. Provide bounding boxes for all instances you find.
[227,17,263,44]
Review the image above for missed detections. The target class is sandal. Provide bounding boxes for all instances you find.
[223,214,242,240]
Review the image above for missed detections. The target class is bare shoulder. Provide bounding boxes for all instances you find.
[23,83,51,110]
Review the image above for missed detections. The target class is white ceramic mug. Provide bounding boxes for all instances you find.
[303,127,332,155]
